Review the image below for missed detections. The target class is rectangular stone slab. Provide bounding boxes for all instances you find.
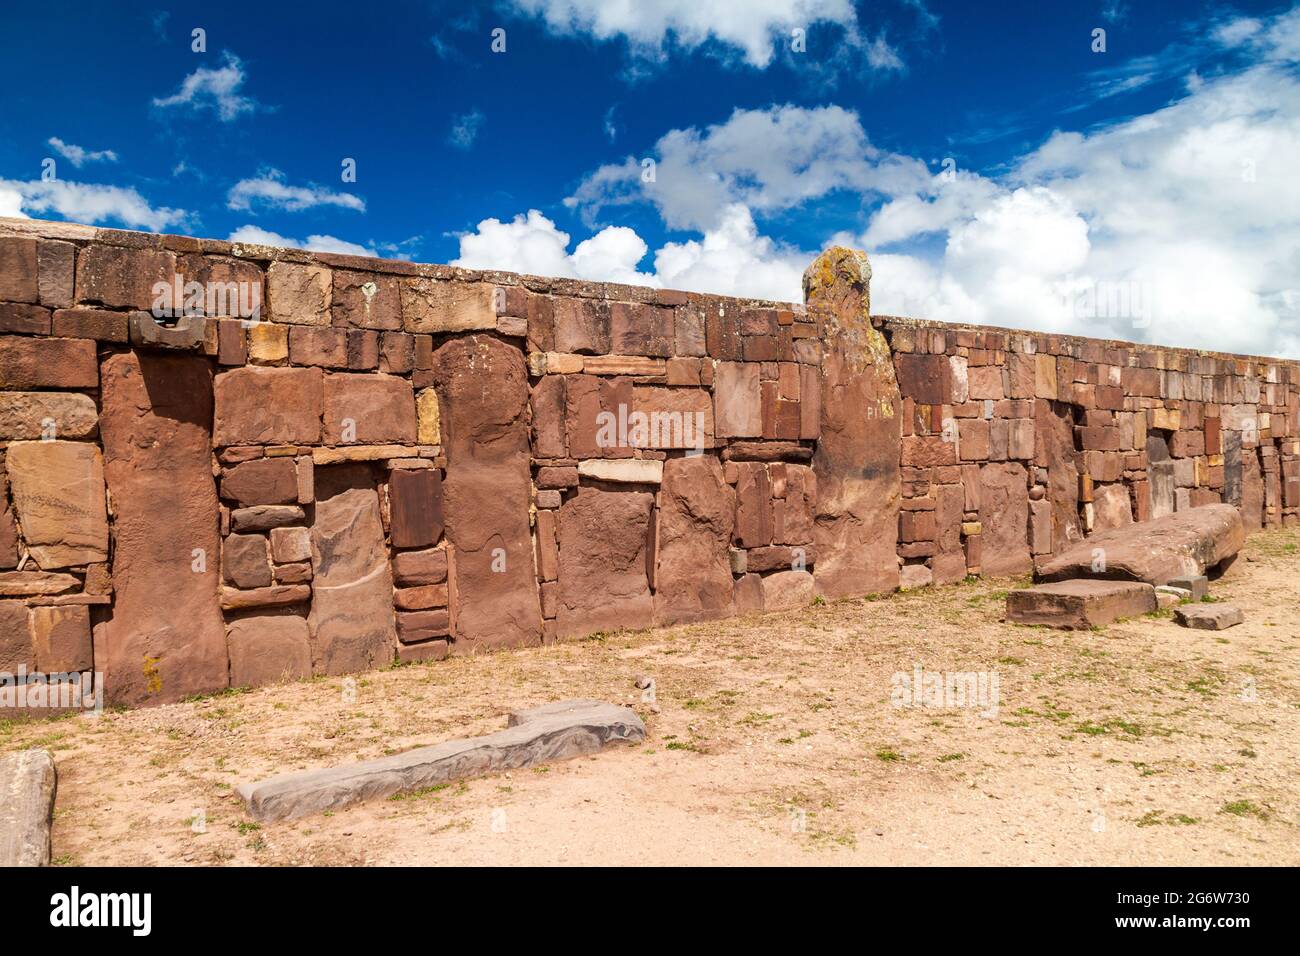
[1034,504,1244,586]
[0,749,55,866]
[238,699,645,823]
[1006,579,1156,629]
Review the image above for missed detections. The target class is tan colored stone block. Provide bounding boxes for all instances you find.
[6,441,109,569]
[248,322,289,363]
[400,278,495,333]
[417,387,441,445]
[267,262,331,326]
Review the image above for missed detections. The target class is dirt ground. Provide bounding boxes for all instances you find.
[6,528,1297,867]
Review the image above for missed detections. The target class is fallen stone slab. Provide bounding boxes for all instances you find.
[0,749,56,866]
[238,698,645,823]
[1006,579,1156,629]
[1034,504,1243,586]
[1168,574,1209,601]
[1174,604,1244,630]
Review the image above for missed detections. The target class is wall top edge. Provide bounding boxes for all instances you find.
[3,217,1295,369]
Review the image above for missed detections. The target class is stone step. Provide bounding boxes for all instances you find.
[0,749,56,866]
[238,699,645,823]
[1006,579,1156,629]
[1174,604,1244,630]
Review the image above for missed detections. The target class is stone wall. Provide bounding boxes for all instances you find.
[1,217,1297,708]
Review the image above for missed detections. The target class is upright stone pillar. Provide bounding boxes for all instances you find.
[804,247,901,599]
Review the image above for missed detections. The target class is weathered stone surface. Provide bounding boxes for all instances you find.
[631,386,714,449]
[128,311,207,351]
[223,533,272,588]
[713,361,761,438]
[552,298,610,354]
[392,547,448,586]
[576,458,663,483]
[220,457,298,506]
[75,244,174,309]
[773,464,816,546]
[37,240,74,309]
[1036,504,1245,586]
[309,465,397,674]
[733,462,772,547]
[227,615,312,687]
[416,387,441,445]
[1036,400,1081,551]
[894,354,951,405]
[30,604,92,673]
[979,462,1031,577]
[1092,483,1133,532]
[431,336,542,650]
[557,486,653,638]
[1007,579,1156,629]
[51,308,129,342]
[0,302,49,334]
[6,441,108,569]
[0,601,32,670]
[213,366,323,446]
[269,526,311,564]
[0,236,38,303]
[761,569,816,611]
[332,270,400,330]
[530,375,566,458]
[267,262,331,326]
[0,572,78,597]
[899,563,933,589]
[805,248,901,599]
[322,373,416,445]
[100,353,228,705]
[396,608,450,643]
[0,749,55,867]
[238,699,645,823]
[389,467,443,548]
[1168,574,1209,600]
[400,279,495,333]
[1174,603,1244,630]
[393,583,448,611]
[0,336,97,389]
[230,505,305,532]
[653,457,735,625]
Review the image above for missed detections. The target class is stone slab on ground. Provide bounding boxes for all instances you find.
[1174,603,1244,630]
[1168,575,1209,601]
[1034,504,1243,586]
[1006,579,1156,629]
[238,698,645,823]
[0,749,55,866]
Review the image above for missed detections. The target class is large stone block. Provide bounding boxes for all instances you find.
[332,270,400,330]
[430,336,542,650]
[0,236,38,303]
[553,298,610,354]
[322,373,416,445]
[100,353,228,705]
[389,467,444,548]
[400,279,496,333]
[309,465,397,674]
[267,262,331,326]
[223,533,272,588]
[894,353,951,404]
[0,392,98,442]
[227,615,312,687]
[0,336,98,389]
[713,361,762,438]
[761,569,815,611]
[220,457,299,506]
[653,456,735,625]
[805,248,901,599]
[6,441,109,569]
[74,244,175,310]
[0,750,55,867]
[1007,580,1156,629]
[530,375,567,458]
[610,302,674,356]
[0,601,33,672]
[631,386,714,449]
[213,366,323,446]
[979,462,1031,577]
[556,486,654,638]
[30,604,92,672]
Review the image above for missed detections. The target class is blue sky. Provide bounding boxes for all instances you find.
[2,0,1298,356]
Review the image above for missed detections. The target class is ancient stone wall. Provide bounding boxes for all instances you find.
[1,217,1297,708]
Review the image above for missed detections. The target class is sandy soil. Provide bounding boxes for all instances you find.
[5,528,1297,867]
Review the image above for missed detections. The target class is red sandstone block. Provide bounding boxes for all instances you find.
[0,335,98,388]
[610,302,673,357]
[392,547,447,586]
[535,508,559,582]
[0,302,51,334]
[37,240,75,308]
[899,509,936,543]
[704,303,742,360]
[346,329,380,370]
[1169,429,1205,457]
[288,325,349,367]
[380,331,414,373]
[217,319,247,365]
[75,244,176,310]
[332,270,400,330]
[536,465,578,489]
[958,419,990,461]
[221,457,299,506]
[734,462,772,547]
[895,354,952,405]
[553,298,609,354]
[389,467,444,548]
[902,435,957,468]
[0,236,39,303]
[51,308,128,342]
[396,609,450,644]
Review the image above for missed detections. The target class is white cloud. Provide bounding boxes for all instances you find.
[505,0,858,68]
[46,137,118,167]
[153,51,260,122]
[448,110,484,150]
[567,104,928,231]
[227,169,365,213]
[0,178,187,231]
[452,205,807,300]
[227,225,380,258]
[0,186,26,218]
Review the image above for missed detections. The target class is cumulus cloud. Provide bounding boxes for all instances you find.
[0,178,187,231]
[227,169,365,213]
[228,225,380,258]
[504,0,858,68]
[153,51,260,122]
[567,104,928,230]
[0,186,26,218]
[46,137,118,167]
